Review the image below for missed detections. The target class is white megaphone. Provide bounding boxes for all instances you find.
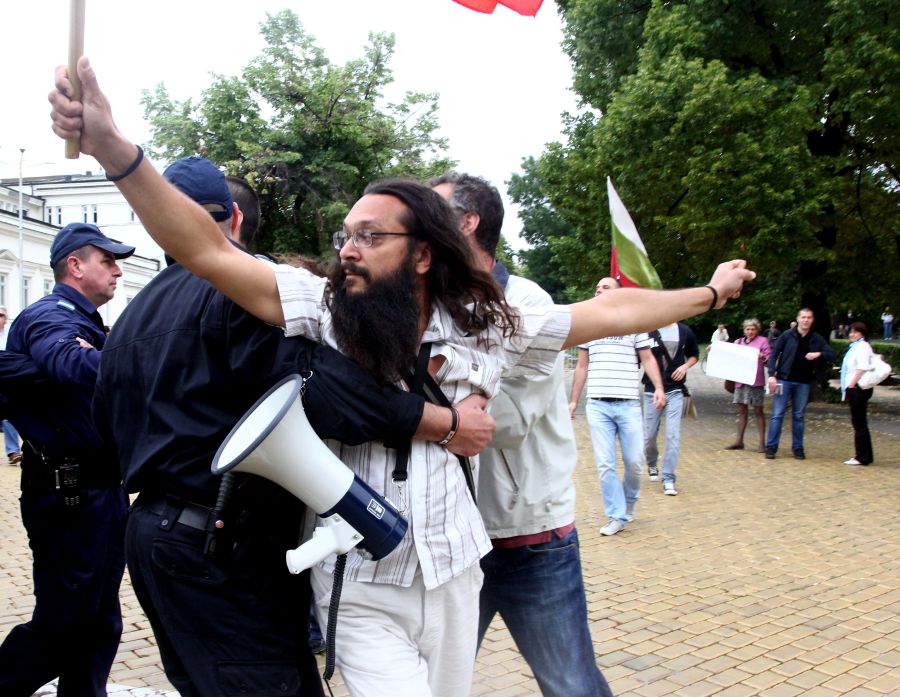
[211,374,408,574]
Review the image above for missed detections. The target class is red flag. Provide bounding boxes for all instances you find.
[451,0,544,16]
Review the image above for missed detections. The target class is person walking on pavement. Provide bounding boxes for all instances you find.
[0,223,134,697]
[765,308,836,460]
[643,322,700,495]
[570,277,667,534]
[433,172,613,697]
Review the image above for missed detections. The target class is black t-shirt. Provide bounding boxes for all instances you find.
[786,332,815,383]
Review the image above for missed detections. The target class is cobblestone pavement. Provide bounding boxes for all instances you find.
[2,369,899,696]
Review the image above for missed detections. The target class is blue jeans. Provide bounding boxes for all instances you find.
[643,390,684,484]
[478,529,612,697]
[884,322,892,341]
[766,380,811,453]
[585,398,643,521]
[3,420,20,455]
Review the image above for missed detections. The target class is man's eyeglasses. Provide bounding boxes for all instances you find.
[0,313,6,317]
[332,230,410,250]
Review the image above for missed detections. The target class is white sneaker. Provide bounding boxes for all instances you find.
[843,458,862,465]
[648,467,659,482]
[663,481,678,496]
[600,518,626,536]
[624,503,635,523]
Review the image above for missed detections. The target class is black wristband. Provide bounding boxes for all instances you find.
[705,285,718,312]
[438,407,459,446]
[106,145,144,182]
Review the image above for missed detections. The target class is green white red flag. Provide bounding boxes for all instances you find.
[608,177,662,289]
[451,0,544,16]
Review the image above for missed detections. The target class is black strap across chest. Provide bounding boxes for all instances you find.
[392,343,477,503]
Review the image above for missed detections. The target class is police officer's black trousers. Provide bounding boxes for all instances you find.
[126,495,325,697]
[0,486,128,697]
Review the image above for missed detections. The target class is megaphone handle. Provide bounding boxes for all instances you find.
[284,516,362,575]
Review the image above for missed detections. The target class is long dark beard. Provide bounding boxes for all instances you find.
[327,257,422,385]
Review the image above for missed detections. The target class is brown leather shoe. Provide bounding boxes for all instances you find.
[7,452,21,465]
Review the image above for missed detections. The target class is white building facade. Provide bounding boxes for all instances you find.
[0,171,162,327]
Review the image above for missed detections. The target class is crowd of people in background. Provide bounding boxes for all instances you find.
[573,301,891,521]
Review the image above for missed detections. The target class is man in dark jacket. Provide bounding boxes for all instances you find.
[765,308,836,460]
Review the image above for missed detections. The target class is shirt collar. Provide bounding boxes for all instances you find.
[53,282,98,315]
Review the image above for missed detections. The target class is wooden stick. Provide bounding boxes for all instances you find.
[65,0,86,159]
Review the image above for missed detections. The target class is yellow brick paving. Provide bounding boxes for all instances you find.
[1,370,898,696]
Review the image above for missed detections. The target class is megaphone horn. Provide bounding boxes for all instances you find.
[211,374,408,574]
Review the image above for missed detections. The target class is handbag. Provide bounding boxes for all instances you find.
[681,386,698,419]
[858,354,892,390]
[724,380,736,393]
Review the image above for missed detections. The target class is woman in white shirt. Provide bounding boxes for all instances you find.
[840,322,875,465]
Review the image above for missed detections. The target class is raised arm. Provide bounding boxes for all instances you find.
[49,58,285,326]
[563,261,755,349]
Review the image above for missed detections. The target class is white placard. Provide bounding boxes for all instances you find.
[706,341,760,385]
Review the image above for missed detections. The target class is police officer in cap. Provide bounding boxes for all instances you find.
[0,223,135,696]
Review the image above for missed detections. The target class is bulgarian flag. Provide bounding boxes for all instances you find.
[451,0,544,16]
[608,177,662,289]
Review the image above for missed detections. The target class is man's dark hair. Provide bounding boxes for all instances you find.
[428,172,504,257]
[360,178,518,339]
[225,176,261,250]
[850,321,869,340]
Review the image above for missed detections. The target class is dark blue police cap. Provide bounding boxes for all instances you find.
[163,156,233,222]
[49,223,136,268]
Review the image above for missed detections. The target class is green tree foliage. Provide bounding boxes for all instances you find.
[518,0,899,331]
[141,10,455,257]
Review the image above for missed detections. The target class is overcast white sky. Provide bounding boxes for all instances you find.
[0,0,578,247]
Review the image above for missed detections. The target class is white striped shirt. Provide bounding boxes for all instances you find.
[275,265,570,589]
[579,333,652,400]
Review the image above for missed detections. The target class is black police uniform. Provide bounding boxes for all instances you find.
[92,253,426,697]
[0,283,128,697]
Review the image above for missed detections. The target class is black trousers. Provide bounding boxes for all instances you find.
[847,386,874,464]
[0,486,128,697]
[126,494,324,697]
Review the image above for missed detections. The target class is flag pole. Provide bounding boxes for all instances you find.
[65,0,86,159]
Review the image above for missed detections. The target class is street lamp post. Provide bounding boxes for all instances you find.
[18,148,25,313]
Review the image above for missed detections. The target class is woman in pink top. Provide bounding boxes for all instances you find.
[724,318,771,452]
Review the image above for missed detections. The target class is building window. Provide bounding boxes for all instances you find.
[82,205,88,223]
[46,208,53,224]
[22,278,29,306]
[56,207,62,225]
[0,274,6,306]
[43,280,53,297]
[92,205,99,223]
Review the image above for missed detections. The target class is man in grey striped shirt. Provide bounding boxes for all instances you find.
[570,277,666,536]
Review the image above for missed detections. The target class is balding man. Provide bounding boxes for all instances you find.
[570,277,666,536]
